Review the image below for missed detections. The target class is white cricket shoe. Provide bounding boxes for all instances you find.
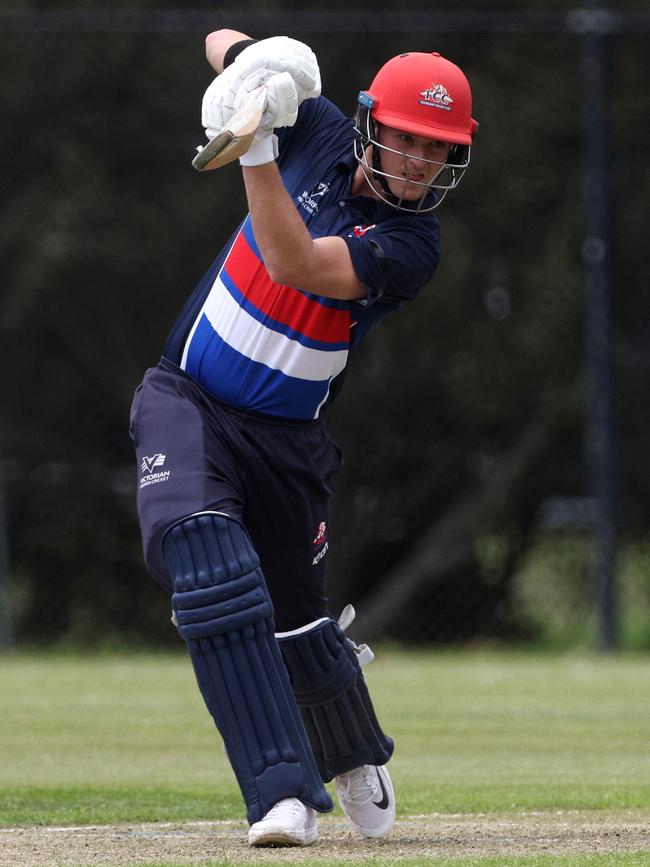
[335,764,395,838]
[248,797,318,847]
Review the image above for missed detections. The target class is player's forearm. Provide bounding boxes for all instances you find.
[242,164,364,300]
[242,163,317,285]
[205,29,252,73]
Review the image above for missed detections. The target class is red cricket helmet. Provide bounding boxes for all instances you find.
[363,51,478,145]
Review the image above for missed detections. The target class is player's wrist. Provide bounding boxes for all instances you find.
[239,134,278,167]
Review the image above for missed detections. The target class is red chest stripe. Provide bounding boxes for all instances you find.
[223,230,351,345]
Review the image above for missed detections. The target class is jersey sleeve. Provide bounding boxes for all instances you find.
[342,214,441,309]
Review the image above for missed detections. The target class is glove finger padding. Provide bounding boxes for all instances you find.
[264,71,299,131]
[235,71,298,137]
[234,36,321,103]
[201,71,240,139]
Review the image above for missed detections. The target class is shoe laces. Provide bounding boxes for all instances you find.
[337,765,380,804]
[264,797,305,821]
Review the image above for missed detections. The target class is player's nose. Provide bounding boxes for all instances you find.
[405,150,428,172]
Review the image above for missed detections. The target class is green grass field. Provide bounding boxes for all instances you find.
[1,648,649,865]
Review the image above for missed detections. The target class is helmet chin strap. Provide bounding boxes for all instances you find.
[355,109,402,205]
[370,130,400,203]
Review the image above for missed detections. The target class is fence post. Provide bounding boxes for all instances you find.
[0,456,14,651]
[574,1,617,650]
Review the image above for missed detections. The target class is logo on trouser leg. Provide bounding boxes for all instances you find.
[140,453,171,489]
[312,521,328,566]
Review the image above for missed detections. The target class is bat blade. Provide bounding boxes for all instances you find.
[192,85,267,172]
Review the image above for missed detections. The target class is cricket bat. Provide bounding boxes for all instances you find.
[192,86,267,171]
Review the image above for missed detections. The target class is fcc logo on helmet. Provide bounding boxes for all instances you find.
[419,83,454,111]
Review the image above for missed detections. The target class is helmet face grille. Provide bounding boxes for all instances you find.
[353,105,471,213]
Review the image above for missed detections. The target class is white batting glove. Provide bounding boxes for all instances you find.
[201,37,316,144]
[201,53,311,142]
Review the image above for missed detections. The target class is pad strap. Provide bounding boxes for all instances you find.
[164,512,332,823]
[277,617,394,781]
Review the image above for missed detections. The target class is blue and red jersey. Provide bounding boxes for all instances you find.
[164,96,441,419]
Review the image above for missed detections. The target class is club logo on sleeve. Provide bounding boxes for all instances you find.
[140,453,171,489]
[312,521,329,565]
[351,224,376,237]
[419,83,454,111]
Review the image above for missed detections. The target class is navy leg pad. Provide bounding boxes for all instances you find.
[163,512,332,824]
[277,618,394,782]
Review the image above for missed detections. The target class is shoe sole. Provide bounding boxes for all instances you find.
[248,827,318,847]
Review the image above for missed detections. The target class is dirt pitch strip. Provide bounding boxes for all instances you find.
[1,812,648,866]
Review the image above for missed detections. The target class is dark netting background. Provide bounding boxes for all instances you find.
[1,1,648,650]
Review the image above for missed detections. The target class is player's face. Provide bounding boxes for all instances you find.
[376,125,454,200]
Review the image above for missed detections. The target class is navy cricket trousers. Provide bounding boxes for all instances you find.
[129,360,343,631]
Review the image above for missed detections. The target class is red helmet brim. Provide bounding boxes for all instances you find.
[373,110,476,146]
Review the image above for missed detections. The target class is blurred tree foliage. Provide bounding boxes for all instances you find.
[1,1,648,646]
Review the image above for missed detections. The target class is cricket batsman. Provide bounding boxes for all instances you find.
[130,28,477,847]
